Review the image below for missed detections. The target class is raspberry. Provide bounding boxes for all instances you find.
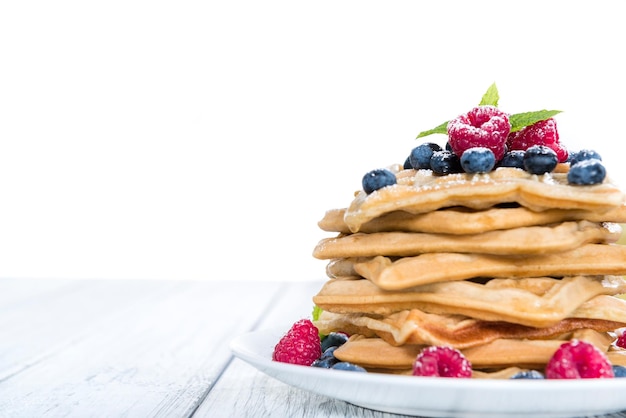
[447,106,510,161]
[545,340,614,379]
[506,118,569,163]
[412,346,472,378]
[272,319,322,366]
[615,332,626,349]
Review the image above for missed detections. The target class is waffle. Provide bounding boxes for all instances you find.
[318,205,626,235]
[344,166,626,233]
[314,221,621,258]
[332,330,626,373]
[313,276,626,327]
[310,154,626,376]
[346,244,626,289]
[315,297,626,348]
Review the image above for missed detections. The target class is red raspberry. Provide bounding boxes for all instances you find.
[272,319,321,366]
[616,332,626,349]
[506,118,569,163]
[545,340,614,379]
[412,346,472,378]
[447,106,510,161]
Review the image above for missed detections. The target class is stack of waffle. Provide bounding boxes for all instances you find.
[312,164,626,377]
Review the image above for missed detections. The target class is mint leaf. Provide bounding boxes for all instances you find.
[415,84,559,139]
[312,305,323,321]
[416,120,448,138]
[479,82,499,107]
[509,110,562,132]
[416,83,499,139]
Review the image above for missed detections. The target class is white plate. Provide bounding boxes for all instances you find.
[231,328,626,418]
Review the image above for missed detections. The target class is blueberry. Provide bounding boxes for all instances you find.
[567,158,606,185]
[321,332,349,352]
[523,145,558,174]
[612,365,626,377]
[312,356,338,368]
[409,143,442,169]
[311,346,340,368]
[320,346,338,359]
[570,149,602,166]
[403,157,412,170]
[498,150,526,169]
[331,362,367,372]
[460,147,496,174]
[510,370,545,379]
[362,168,397,194]
[430,150,462,175]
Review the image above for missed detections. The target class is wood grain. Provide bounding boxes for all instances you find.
[0,278,282,417]
[2,278,626,418]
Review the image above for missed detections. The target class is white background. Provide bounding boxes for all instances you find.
[1,1,625,281]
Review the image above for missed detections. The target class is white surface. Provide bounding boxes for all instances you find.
[232,328,626,418]
[1,1,626,281]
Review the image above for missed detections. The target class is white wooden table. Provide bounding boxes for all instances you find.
[2,277,626,418]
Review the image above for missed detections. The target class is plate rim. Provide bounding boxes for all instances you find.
[231,327,626,417]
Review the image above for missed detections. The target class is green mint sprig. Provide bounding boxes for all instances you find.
[479,82,500,107]
[312,305,323,321]
[416,83,561,138]
[508,110,562,133]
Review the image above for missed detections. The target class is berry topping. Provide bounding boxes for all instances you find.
[506,118,569,163]
[613,365,626,377]
[545,340,614,379]
[616,332,626,349]
[362,168,397,194]
[447,106,510,161]
[412,346,472,378]
[459,147,496,174]
[567,159,606,185]
[430,150,462,175]
[331,362,367,372]
[321,332,350,352]
[409,142,443,169]
[312,346,340,368]
[272,319,322,366]
[498,150,526,169]
[510,370,545,379]
[570,149,603,166]
[523,145,558,175]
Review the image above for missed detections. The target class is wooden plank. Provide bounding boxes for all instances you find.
[192,280,411,418]
[196,357,411,418]
[0,277,76,308]
[253,280,324,331]
[0,279,284,417]
[0,278,179,380]
[199,280,626,418]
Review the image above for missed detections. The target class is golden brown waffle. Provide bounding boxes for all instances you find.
[310,157,626,377]
[313,276,626,327]
[346,244,626,289]
[318,205,626,235]
[313,221,621,258]
[332,330,624,373]
[315,300,626,348]
[344,167,626,233]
